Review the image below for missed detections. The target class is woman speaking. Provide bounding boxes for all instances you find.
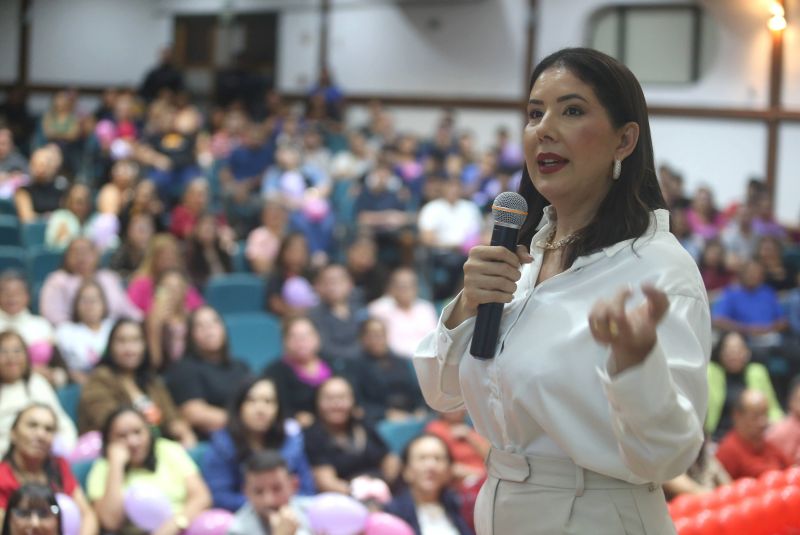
[414,47,710,534]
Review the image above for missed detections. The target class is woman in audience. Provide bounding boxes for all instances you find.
[245,200,288,276]
[346,235,388,304]
[264,317,332,427]
[669,206,703,263]
[201,377,315,511]
[304,376,400,494]
[54,280,113,384]
[77,319,196,447]
[706,330,783,441]
[39,237,142,326]
[41,91,81,175]
[384,434,473,535]
[118,178,166,235]
[350,317,426,424]
[264,233,316,317]
[145,268,192,370]
[97,159,139,216]
[44,183,94,250]
[0,404,98,535]
[165,306,250,438]
[86,407,211,535]
[169,178,220,240]
[108,212,154,280]
[1,483,63,535]
[686,186,726,240]
[184,213,234,290]
[0,332,76,456]
[698,239,733,295]
[425,408,489,496]
[0,271,56,371]
[126,233,204,313]
[14,146,66,223]
[755,235,797,292]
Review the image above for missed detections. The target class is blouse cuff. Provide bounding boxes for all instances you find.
[596,342,674,424]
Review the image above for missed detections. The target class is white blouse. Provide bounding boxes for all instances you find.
[413,208,710,484]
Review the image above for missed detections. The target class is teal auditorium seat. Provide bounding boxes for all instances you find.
[0,199,16,216]
[0,215,20,246]
[0,246,26,271]
[71,459,95,492]
[28,246,64,284]
[376,417,430,454]
[187,441,209,467]
[21,220,47,247]
[56,383,82,425]
[223,312,282,374]
[205,273,265,314]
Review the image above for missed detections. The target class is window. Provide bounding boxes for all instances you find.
[589,5,705,84]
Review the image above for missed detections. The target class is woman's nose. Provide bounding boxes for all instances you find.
[535,112,557,142]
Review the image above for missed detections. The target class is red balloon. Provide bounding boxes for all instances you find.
[714,484,737,508]
[785,466,800,487]
[717,504,747,535]
[759,469,788,490]
[733,477,761,500]
[757,489,786,535]
[693,511,723,535]
[673,516,699,535]
[780,485,800,526]
[670,494,703,519]
[737,497,761,535]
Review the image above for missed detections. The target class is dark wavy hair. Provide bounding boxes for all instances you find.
[98,319,155,392]
[185,305,233,366]
[517,47,667,268]
[226,376,287,462]
[100,406,157,472]
[1,483,63,535]
[3,404,64,492]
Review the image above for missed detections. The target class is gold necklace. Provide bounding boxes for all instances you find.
[535,227,580,250]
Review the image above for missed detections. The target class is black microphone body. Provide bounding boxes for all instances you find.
[470,223,520,360]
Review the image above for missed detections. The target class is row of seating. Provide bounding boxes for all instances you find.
[0,215,47,247]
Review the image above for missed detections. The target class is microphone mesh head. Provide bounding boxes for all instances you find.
[491,191,528,229]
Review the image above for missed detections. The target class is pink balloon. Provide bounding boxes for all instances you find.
[307,493,369,535]
[56,493,81,535]
[364,512,415,535]
[68,431,102,463]
[302,196,331,222]
[123,483,173,532]
[184,509,234,535]
[27,341,54,366]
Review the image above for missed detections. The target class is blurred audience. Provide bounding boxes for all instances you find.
[767,376,800,465]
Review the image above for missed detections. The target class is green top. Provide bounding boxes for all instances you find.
[705,361,784,435]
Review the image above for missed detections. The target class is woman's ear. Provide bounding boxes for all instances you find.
[615,122,640,161]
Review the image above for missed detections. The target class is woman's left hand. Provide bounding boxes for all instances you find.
[588,284,669,374]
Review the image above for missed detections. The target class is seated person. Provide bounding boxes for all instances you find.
[13,145,65,223]
[0,271,55,371]
[228,450,312,535]
[767,376,800,465]
[245,200,288,276]
[384,434,474,535]
[87,407,211,535]
[304,376,400,494]
[425,408,489,492]
[307,264,369,363]
[712,260,788,348]
[264,233,316,318]
[663,436,731,499]
[165,306,251,437]
[0,404,98,535]
[705,331,783,441]
[0,332,76,455]
[144,268,193,370]
[265,317,333,427]
[44,183,94,250]
[202,377,315,512]
[77,319,195,447]
[349,318,427,424]
[715,389,791,480]
[1,483,62,535]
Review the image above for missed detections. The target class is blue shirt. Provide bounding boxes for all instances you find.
[228,143,274,181]
[712,284,785,326]
[201,424,316,512]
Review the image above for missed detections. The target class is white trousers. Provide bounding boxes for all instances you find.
[474,448,676,535]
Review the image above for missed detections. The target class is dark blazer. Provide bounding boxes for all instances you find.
[384,488,474,535]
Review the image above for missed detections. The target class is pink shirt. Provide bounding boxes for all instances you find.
[368,296,437,358]
[126,275,204,313]
[39,269,143,326]
[767,416,800,465]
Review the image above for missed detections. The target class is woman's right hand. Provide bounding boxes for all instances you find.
[447,244,532,328]
[107,441,130,468]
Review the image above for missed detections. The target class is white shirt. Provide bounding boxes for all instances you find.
[413,208,710,484]
[416,503,460,535]
[418,198,483,248]
[55,318,114,372]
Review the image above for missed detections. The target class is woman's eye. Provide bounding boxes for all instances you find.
[528,109,543,120]
[564,106,584,116]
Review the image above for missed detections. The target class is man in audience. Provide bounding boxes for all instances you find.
[0,127,28,174]
[368,267,437,359]
[228,450,311,535]
[712,260,787,349]
[767,376,800,465]
[716,389,791,480]
[720,204,758,272]
[308,263,368,362]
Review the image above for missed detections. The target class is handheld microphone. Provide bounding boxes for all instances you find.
[470,191,528,360]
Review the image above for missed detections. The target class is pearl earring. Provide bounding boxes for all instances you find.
[612,159,622,180]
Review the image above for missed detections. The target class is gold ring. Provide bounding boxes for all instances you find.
[608,319,619,338]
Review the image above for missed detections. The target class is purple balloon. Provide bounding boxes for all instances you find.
[68,431,102,463]
[282,276,318,308]
[123,483,173,532]
[56,493,81,535]
[184,509,235,535]
[365,512,415,535]
[307,493,369,535]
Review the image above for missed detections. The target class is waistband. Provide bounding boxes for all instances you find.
[486,448,657,497]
